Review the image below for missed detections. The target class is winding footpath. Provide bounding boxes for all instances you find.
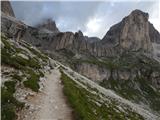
[19,68,73,120]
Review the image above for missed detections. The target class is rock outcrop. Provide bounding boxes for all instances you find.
[101,10,154,54]
[2,7,160,58]
[1,1,15,17]
[45,10,160,57]
[36,18,59,33]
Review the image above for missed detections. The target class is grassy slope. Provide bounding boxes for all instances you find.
[1,33,49,120]
[60,70,144,120]
[70,53,160,113]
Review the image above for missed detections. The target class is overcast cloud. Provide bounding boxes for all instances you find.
[11,0,160,38]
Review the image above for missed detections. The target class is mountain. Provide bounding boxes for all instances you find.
[25,10,160,58]
[36,18,59,33]
[2,9,160,58]
[86,36,101,43]
[1,1,160,120]
[100,10,160,60]
[101,10,152,52]
[1,1,15,17]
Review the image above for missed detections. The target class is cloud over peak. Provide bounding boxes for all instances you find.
[11,0,159,38]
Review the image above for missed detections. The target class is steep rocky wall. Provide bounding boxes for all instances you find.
[73,55,160,89]
[1,1,15,17]
[75,63,110,82]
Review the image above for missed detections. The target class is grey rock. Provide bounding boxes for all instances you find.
[1,1,15,17]
[36,18,59,33]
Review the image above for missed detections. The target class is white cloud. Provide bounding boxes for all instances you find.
[86,17,102,33]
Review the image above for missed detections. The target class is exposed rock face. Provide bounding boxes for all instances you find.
[1,12,27,40]
[1,1,15,17]
[149,23,160,44]
[101,10,154,54]
[75,63,110,82]
[44,10,159,57]
[36,18,59,33]
[86,37,101,43]
[2,8,159,58]
[73,54,160,89]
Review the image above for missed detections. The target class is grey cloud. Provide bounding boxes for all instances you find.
[11,1,102,29]
[11,1,159,38]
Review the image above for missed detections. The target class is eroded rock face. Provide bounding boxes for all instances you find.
[46,10,159,57]
[36,18,59,33]
[74,60,160,89]
[101,10,154,54]
[75,63,110,82]
[1,13,27,39]
[1,1,15,17]
[2,8,159,58]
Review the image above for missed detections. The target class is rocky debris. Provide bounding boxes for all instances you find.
[1,1,15,17]
[39,77,47,92]
[14,87,36,102]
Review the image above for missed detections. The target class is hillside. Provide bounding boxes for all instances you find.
[1,1,160,120]
[1,33,159,119]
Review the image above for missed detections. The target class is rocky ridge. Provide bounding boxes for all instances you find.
[1,8,160,59]
[1,1,15,17]
[1,1,160,119]
[36,18,60,33]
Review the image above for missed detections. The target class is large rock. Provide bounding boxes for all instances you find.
[1,1,15,17]
[75,63,110,82]
[36,18,59,33]
[1,13,27,39]
[46,10,160,57]
[101,10,156,54]
[1,8,160,59]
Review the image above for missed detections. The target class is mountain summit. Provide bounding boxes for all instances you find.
[101,9,157,53]
[36,18,59,33]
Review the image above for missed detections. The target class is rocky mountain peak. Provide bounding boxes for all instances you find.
[129,9,149,22]
[102,9,153,53]
[1,1,15,17]
[37,18,59,33]
[77,30,83,36]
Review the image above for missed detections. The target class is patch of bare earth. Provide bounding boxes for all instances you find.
[18,69,73,120]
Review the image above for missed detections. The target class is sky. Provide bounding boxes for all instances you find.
[11,0,160,39]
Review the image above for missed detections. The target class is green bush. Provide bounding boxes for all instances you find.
[23,69,40,92]
[23,78,40,92]
[1,83,24,120]
[4,81,17,93]
[1,103,16,120]
[11,74,23,81]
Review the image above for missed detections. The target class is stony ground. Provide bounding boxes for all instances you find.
[18,67,73,120]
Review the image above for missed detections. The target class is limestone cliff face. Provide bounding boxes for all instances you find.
[47,10,159,57]
[1,1,15,17]
[101,10,154,54]
[2,8,159,58]
[1,12,27,40]
[36,18,59,33]
[75,63,110,82]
